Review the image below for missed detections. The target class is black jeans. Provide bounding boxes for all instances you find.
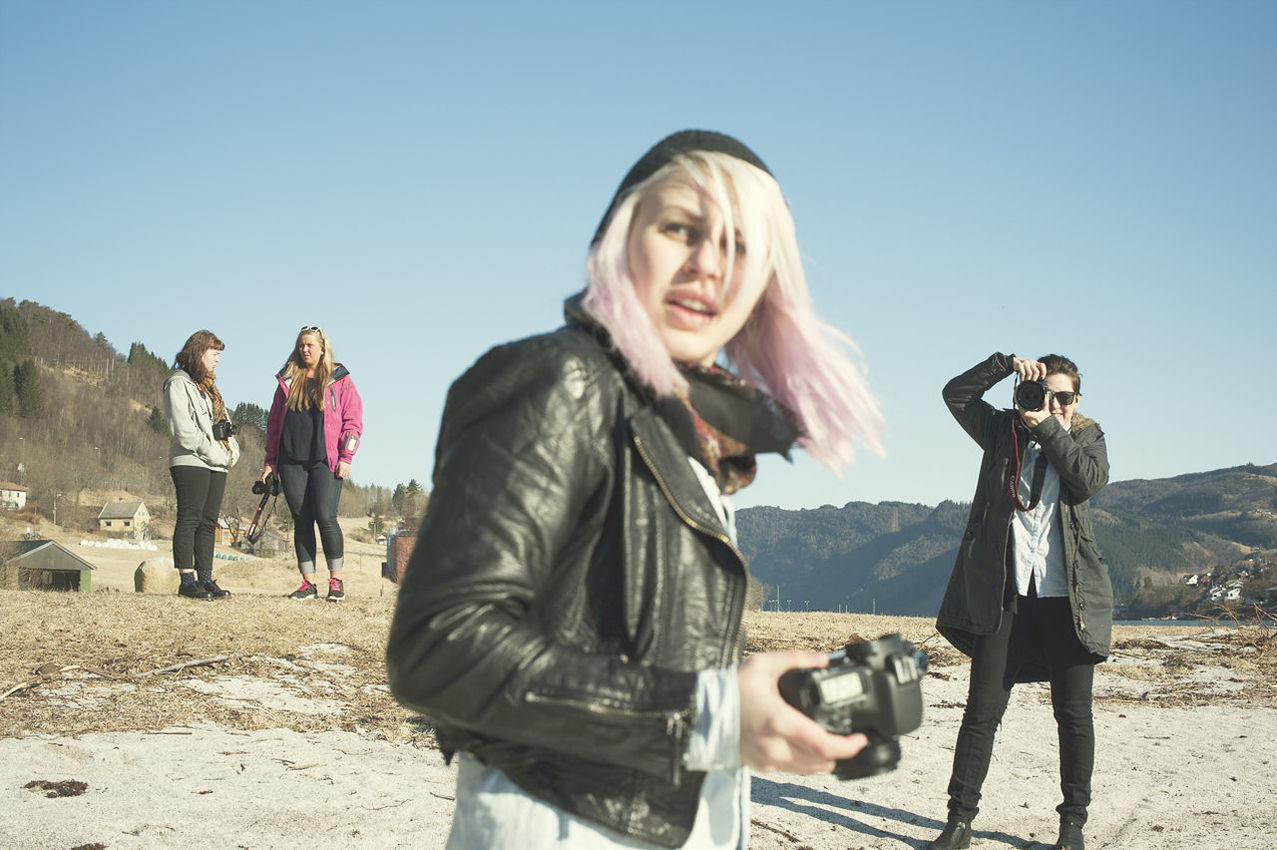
[279,460,344,572]
[946,593,1096,825]
[170,466,227,574]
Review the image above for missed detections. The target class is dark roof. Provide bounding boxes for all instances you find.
[97,501,147,520]
[5,540,96,571]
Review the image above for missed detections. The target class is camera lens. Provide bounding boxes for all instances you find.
[1015,380,1047,411]
[834,735,902,780]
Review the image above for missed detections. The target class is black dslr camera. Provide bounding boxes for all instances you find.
[1014,379,1049,412]
[252,472,281,496]
[212,419,239,440]
[779,633,928,779]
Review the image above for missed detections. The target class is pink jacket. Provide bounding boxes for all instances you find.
[265,363,363,473]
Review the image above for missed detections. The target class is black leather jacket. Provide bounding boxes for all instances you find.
[386,304,787,847]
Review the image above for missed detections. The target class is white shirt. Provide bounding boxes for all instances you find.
[1010,437,1070,598]
[443,458,748,849]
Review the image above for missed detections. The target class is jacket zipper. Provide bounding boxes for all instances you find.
[631,433,747,659]
[525,692,691,730]
[524,692,692,783]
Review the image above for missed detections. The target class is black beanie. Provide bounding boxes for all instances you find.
[590,130,772,246]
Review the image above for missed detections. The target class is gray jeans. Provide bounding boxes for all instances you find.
[279,460,343,572]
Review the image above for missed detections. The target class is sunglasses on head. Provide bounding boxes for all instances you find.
[299,325,323,334]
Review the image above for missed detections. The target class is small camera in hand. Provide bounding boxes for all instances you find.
[252,472,281,496]
[212,419,239,440]
[779,633,928,779]
[1015,379,1049,412]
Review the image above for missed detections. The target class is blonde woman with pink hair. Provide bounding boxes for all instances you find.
[388,131,883,849]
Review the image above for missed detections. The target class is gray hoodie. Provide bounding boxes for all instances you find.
[162,369,240,471]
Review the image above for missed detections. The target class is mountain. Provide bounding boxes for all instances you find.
[738,463,1277,617]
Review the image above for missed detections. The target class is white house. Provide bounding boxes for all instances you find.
[0,481,27,511]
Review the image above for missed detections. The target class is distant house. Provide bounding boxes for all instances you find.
[246,527,288,557]
[0,481,27,511]
[97,500,151,539]
[0,539,95,591]
[215,516,234,546]
[1183,574,1200,586]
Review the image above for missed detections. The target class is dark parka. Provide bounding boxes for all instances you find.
[936,352,1114,665]
[386,301,788,848]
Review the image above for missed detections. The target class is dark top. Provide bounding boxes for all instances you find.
[280,383,326,464]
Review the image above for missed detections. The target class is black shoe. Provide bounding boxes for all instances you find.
[326,578,345,602]
[926,818,972,850]
[288,580,318,600]
[178,582,213,600]
[1054,819,1084,850]
[201,580,231,599]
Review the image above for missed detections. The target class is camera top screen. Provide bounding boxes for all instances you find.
[817,669,867,706]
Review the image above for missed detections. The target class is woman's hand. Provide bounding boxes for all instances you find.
[1019,405,1051,429]
[336,460,351,479]
[260,465,272,483]
[738,650,868,774]
[1011,356,1047,382]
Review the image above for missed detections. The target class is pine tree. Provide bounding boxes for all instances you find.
[0,304,29,360]
[0,367,14,415]
[146,405,167,435]
[13,360,44,419]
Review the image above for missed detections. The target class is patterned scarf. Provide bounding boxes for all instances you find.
[661,363,797,496]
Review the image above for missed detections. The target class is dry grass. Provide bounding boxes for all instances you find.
[3,590,1274,745]
[0,589,423,743]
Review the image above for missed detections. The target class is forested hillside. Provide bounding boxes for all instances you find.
[739,464,1277,617]
[0,298,401,534]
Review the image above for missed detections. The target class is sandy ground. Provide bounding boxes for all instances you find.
[2,632,1273,849]
[2,523,1274,848]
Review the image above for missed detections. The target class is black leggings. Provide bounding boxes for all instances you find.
[279,460,343,573]
[170,466,227,575]
[946,593,1097,825]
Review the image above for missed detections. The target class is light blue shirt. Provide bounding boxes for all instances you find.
[443,458,748,849]
[1010,437,1069,598]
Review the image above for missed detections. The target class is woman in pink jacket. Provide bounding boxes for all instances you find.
[262,325,363,601]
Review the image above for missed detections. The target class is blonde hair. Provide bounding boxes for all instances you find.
[282,327,334,412]
[583,151,882,470]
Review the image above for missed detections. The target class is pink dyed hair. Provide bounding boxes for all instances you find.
[582,151,882,470]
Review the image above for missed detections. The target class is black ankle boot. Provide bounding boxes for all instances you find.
[1054,818,1085,850]
[201,579,231,598]
[926,818,972,850]
[178,581,213,600]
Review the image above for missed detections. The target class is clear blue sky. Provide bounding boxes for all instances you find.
[3,1,1274,510]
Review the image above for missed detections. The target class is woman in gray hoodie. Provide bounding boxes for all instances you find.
[163,330,240,599]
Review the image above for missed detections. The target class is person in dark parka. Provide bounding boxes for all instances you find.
[927,352,1112,850]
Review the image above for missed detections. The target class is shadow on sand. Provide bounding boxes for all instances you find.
[751,777,1044,848]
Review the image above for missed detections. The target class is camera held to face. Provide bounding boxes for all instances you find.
[212,419,239,441]
[779,633,928,779]
[1015,379,1049,412]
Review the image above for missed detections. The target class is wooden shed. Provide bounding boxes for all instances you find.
[0,540,96,592]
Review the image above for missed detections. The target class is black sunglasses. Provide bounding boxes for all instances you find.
[1050,390,1079,407]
